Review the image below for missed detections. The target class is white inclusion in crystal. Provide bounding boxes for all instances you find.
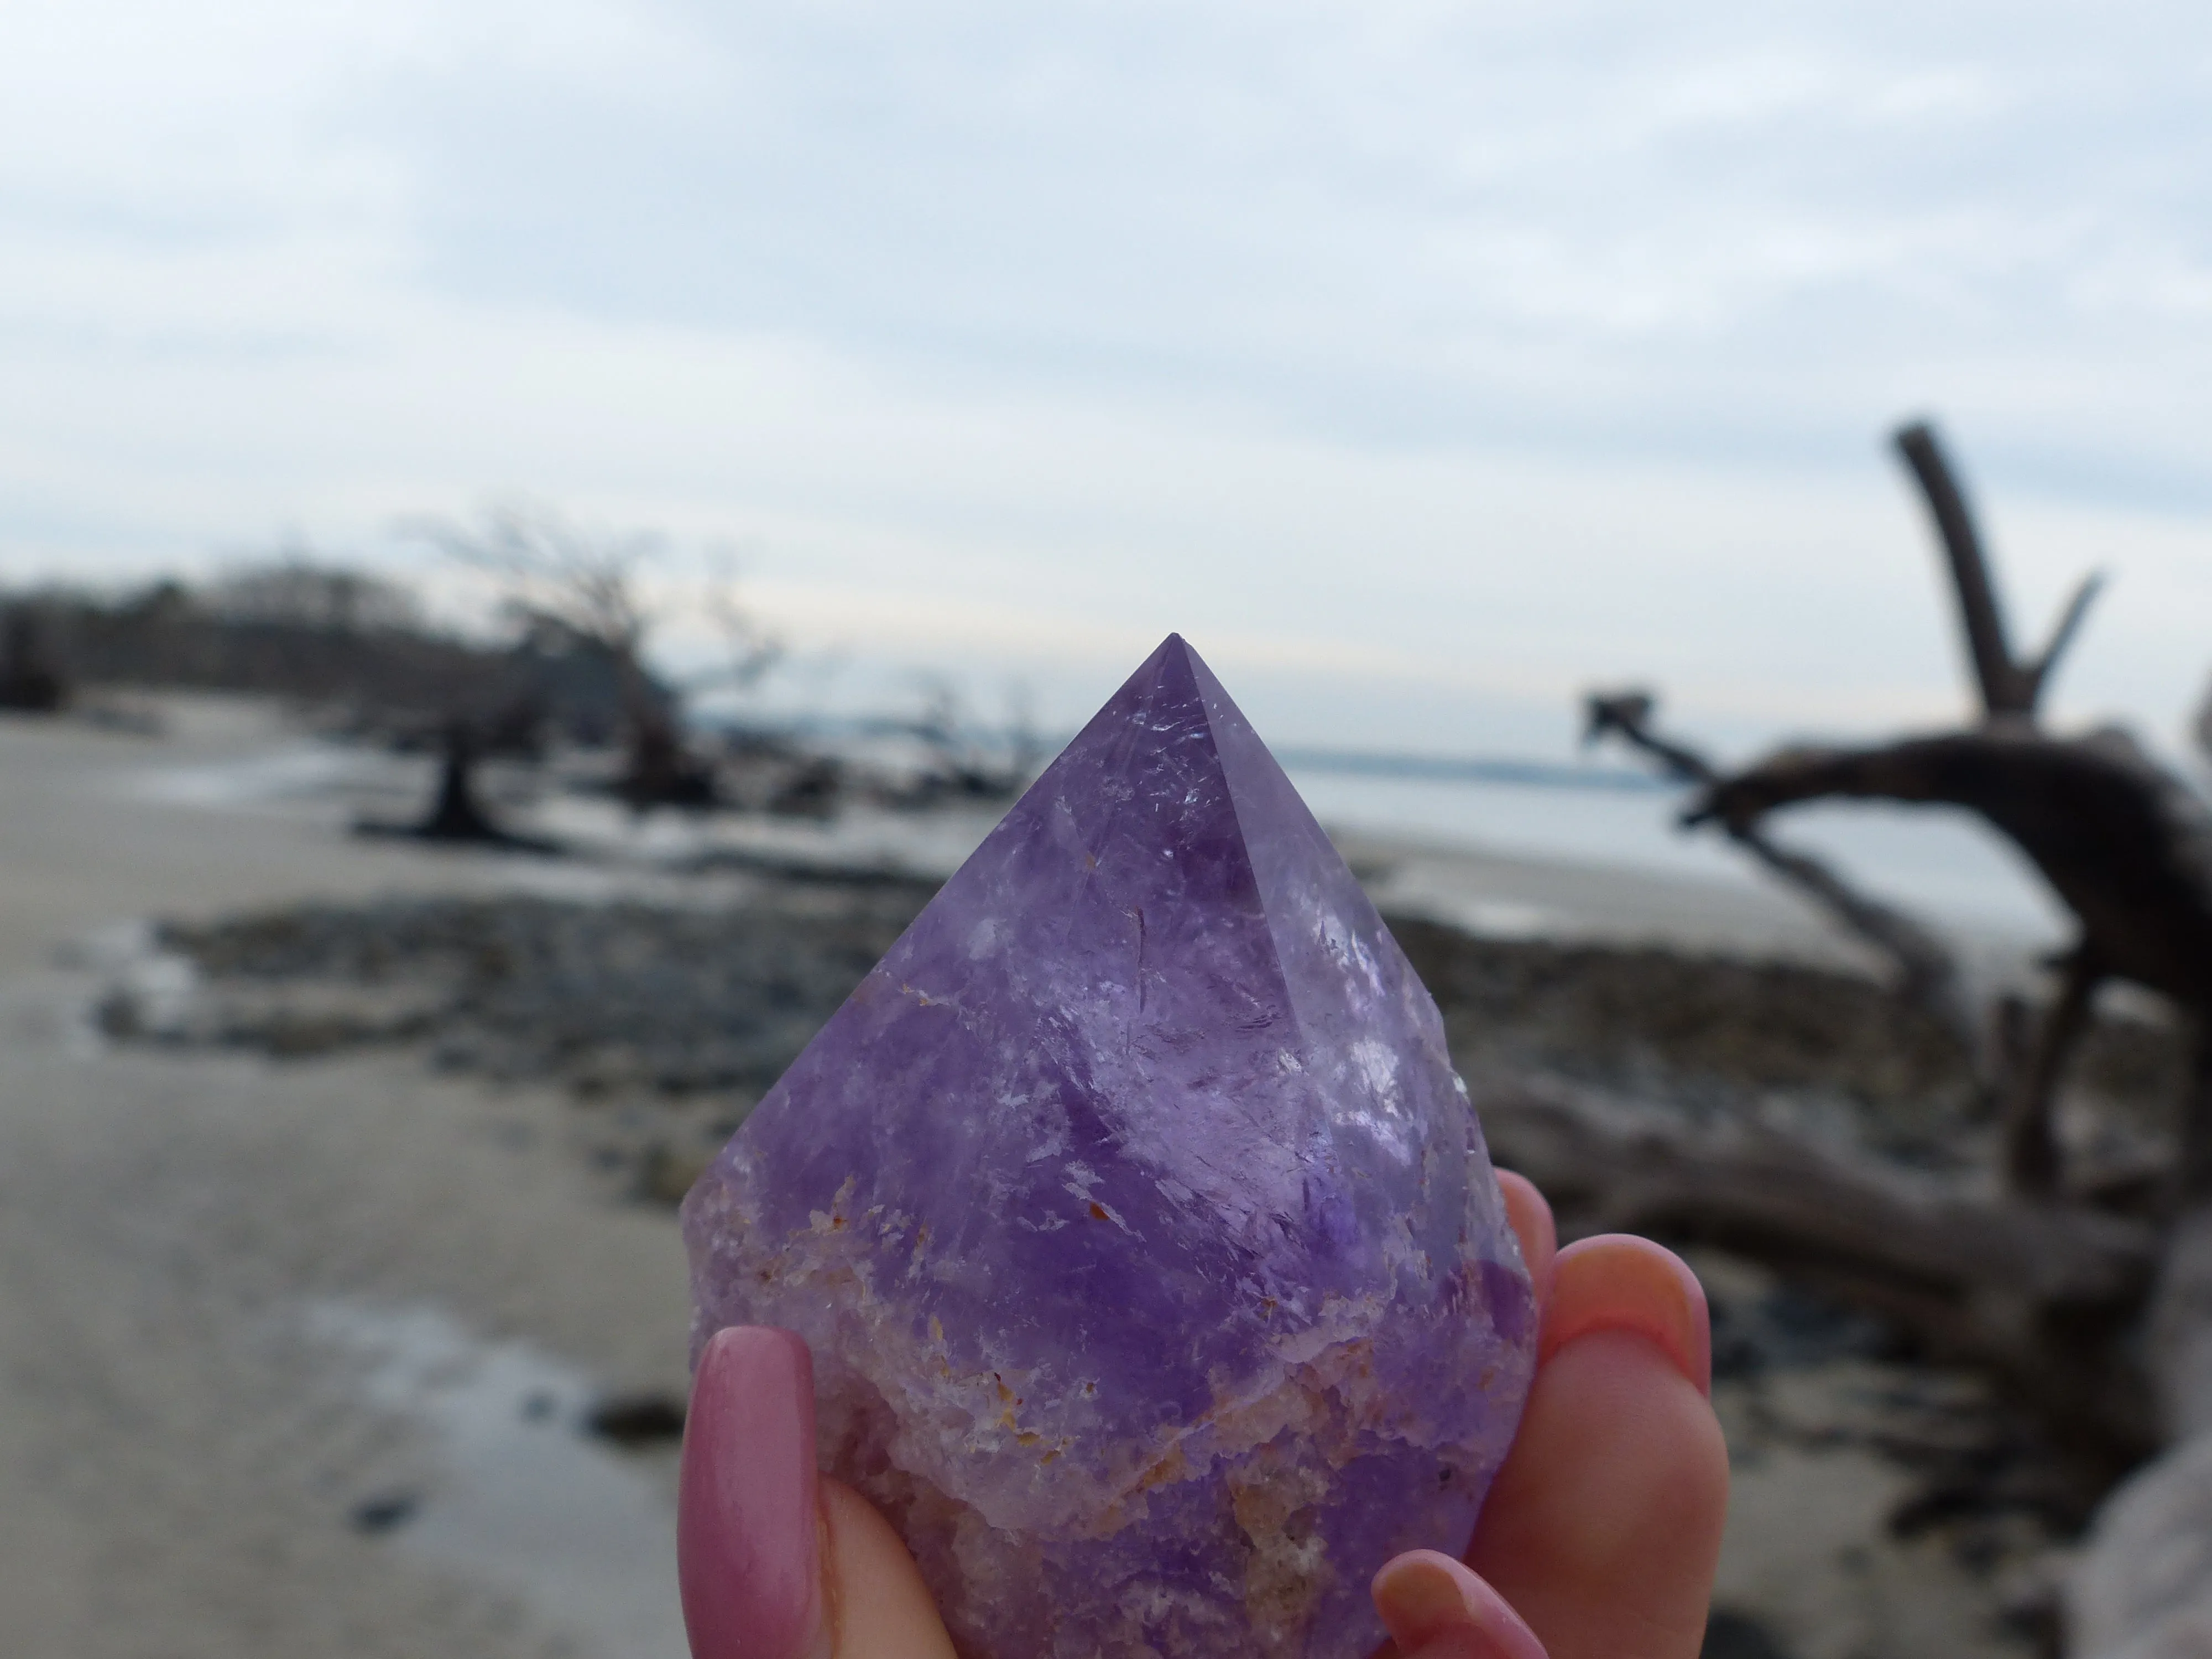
[1019,1102,1067,1165]
[1352,1039,1405,1107]
[1349,930,1385,993]
[1349,1039,1417,1159]
[304,1300,686,1659]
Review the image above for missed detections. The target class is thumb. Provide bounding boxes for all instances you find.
[679,1327,956,1659]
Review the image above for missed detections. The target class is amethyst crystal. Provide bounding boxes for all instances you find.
[683,635,1536,1658]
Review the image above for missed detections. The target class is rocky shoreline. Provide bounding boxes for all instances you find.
[114,881,2183,1195]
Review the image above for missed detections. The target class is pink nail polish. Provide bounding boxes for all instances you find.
[679,1327,825,1659]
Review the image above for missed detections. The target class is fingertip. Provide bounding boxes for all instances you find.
[1542,1234,1710,1397]
[680,1326,825,1659]
[1372,1550,1548,1659]
[1494,1170,1556,1312]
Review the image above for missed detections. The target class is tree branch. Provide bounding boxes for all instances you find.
[2004,950,2103,1199]
[1892,420,2106,724]
[1585,691,1976,1050]
[1893,420,2028,718]
[1688,729,2212,1008]
[2026,569,2106,708]
[1584,690,1716,784]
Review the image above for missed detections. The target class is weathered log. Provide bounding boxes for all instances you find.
[1479,1074,2161,1457]
[353,716,559,853]
[1691,726,2212,1215]
[2006,950,2101,1198]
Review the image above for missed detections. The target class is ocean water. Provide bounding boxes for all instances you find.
[124,718,2096,950]
[765,716,2095,942]
[1284,766,2076,942]
[305,1300,687,1659]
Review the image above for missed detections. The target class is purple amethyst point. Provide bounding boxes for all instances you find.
[683,635,1536,1658]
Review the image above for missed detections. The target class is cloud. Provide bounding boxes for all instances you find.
[2,0,2210,757]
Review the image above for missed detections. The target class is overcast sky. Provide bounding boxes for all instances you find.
[5,0,2210,758]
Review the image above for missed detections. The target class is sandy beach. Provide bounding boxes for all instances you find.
[0,697,2081,1658]
[0,701,699,1657]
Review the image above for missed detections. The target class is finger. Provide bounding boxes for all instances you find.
[679,1326,957,1659]
[1494,1170,1557,1314]
[1467,1239,1728,1659]
[1372,1550,1550,1659]
[1538,1234,1709,1397]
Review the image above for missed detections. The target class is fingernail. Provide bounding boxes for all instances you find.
[1541,1235,1712,1397]
[1372,1550,1548,1659]
[679,1326,830,1659]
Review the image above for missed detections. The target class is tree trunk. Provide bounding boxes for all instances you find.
[416,721,505,841]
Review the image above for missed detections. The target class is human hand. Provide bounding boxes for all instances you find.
[678,1171,1728,1659]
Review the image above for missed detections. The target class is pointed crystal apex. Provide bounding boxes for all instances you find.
[684,635,1535,1659]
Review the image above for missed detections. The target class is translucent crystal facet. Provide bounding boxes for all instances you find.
[682,635,1536,1658]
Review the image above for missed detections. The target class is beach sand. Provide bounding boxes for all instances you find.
[0,697,2053,1658]
[0,701,696,1657]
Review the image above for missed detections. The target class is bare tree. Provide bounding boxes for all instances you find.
[402,504,780,814]
[0,603,67,713]
[209,556,425,635]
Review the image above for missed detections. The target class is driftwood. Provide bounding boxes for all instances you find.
[1481,1077,2159,1461]
[1682,426,2212,1207]
[415,721,509,842]
[1593,421,2212,1208]
[1582,420,2212,1656]
[1695,725,2212,1204]
[1890,422,2104,724]
[353,716,560,854]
